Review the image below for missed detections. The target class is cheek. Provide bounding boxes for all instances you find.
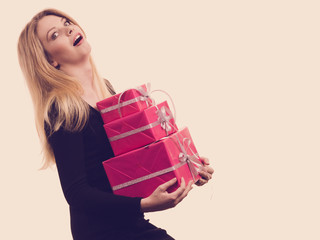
[47,40,71,59]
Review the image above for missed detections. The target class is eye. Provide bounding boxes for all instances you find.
[51,32,59,40]
[64,20,72,26]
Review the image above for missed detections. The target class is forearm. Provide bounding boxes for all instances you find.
[140,177,193,213]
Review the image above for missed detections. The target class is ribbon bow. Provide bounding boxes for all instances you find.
[156,106,173,135]
[136,83,154,107]
[177,137,202,182]
[117,83,155,117]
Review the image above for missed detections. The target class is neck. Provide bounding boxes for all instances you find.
[60,59,94,90]
[60,58,101,108]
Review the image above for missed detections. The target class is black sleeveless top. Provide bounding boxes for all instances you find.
[46,82,174,240]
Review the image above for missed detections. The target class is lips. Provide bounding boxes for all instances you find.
[73,34,83,46]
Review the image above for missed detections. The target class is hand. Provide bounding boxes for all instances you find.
[140,177,193,213]
[195,157,214,187]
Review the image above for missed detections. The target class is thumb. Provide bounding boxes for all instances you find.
[159,178,177,191]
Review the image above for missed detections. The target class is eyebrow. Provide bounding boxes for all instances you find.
[46,17,65,42]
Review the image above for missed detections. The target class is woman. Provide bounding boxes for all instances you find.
[17,8,213,240]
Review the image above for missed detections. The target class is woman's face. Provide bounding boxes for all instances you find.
[37,15,91,68]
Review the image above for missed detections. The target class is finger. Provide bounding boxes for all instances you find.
[199,170,212,180]
[195,178,208,186]
[201,164,214,176]
[206,165,214,175]
[159,178,177,191]
[200,157,210,165]
[195,181,206,187]
[176,180,193,203]
[186,180,193,192]
[169,177,186,198]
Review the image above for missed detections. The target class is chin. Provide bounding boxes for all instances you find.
[79,42,92,57]
[84,42,92,54]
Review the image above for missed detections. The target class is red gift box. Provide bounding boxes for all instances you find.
[104,101,177,156]
[97,84,153,124]
[102,127,203,198]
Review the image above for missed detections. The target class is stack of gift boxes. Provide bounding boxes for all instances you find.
[97,83,203,198]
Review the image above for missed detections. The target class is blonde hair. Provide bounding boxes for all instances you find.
[17,9,111,169]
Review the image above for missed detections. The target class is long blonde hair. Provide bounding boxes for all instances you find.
[17,9,111,169]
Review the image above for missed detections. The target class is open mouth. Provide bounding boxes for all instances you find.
[73,34,83,46]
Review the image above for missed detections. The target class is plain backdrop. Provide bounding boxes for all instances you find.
[1,0,319,239]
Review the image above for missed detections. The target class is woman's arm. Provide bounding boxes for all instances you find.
[48,127,142,218]
[49,125,199,216]
[140,157,214,212]
[140,177,193,212]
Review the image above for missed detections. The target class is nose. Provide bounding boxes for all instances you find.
[67,27,73,36]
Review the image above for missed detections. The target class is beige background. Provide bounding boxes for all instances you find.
[1,0,319,239]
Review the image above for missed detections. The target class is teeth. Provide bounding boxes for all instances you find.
[73,34,82,46]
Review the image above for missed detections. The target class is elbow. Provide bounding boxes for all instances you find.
[62,182,89,209]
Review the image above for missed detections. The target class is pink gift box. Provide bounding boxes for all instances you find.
[102,127,203,198]
[96,84,153,124]
[104,101,177,156]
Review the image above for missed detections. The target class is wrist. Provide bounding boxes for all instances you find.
[140,197,152,213]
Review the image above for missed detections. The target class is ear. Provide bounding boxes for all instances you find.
[50,60,59,68]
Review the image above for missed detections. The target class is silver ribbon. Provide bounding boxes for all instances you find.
[111,135,202,192]
[156,105,173,135]
[112,161,187,191]
[176,136,202,182]
[100,96,146,114]
[136,83,154,107]
[108,106,174,142]
[99,83,154,115]
[117,83,155,118]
